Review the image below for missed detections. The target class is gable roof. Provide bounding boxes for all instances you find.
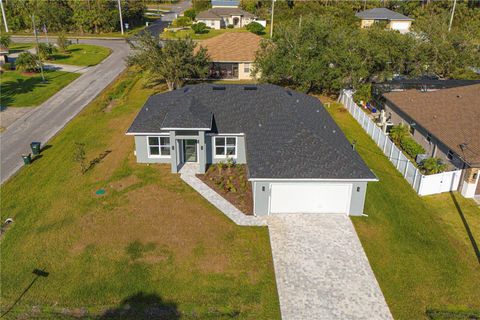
[355,8,413,21]
[383,84,480,166]
[197,32,262,62]
[128,84,376,180]
[196,7,255,20]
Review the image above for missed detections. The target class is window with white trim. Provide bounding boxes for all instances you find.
[244,63,250,73]
[214,136,236,158]
[148,136,170,157]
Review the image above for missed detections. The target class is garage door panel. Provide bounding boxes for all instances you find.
[270,183,351,214]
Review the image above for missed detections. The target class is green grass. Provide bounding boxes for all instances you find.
[0,71,280,319]
[161,27,269,40]
[49,44,111,66]
[325,101,480,320]
[8,43,34,53]
[0,70,80,107]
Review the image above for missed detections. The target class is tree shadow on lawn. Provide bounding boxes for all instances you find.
[450,192,480,264]
[0,77,47,107]
[98,292,179,320]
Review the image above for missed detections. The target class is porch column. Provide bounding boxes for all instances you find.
[170,130,178,173]
[198,131,206,174]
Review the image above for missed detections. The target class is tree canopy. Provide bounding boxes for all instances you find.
[127,34,211,91]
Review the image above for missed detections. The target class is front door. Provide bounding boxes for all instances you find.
[183,140,197,162]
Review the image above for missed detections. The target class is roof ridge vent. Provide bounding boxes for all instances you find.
[212,86,226,91]
[244,85,257,90]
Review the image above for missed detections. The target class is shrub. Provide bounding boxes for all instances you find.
[354,83,371,105]
[420,157,447,175]
[0,35,11,49]
[184,9,196,20]
[389,124,409,144]
[172,16,191,27]
[400,136,425,159]
[227,24,234,29]
[246,21,265,35]
[57,33,71,52]
[1,62,13,71]
[38,43,56,61]
[15,52,40,72]
[191,22,208,34]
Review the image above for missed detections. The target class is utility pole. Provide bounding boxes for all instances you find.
[31,14,45,82]
[270,0,275,38]
[117,0,124,35]
[448,0,457,32]
[0,0,8,33]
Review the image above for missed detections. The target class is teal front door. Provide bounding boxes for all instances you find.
[183,140,197,162]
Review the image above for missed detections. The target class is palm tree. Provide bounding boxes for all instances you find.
[15,52,40,72]
[389,124,410,144]
[421,157,447,175]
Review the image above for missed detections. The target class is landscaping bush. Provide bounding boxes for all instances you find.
[389,124,409,144]
[1,62,13,71]
[38,43,56,61]
[246,21,265,35]
[15,52,40,72]
[191,22,208,34]
[420,157,447,175]
[57,33,71,52]
[227,24,234,29]
[172,16,191,27]
[184,9,196,21]
[354,83,372,105]
[0,35,11,48]
[400,135,425,159]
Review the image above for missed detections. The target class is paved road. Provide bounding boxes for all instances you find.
[268,214,393,320]
[144,0,191,37]
[0,39,129,184]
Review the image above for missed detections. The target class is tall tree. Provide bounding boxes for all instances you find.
[127,34,211,91]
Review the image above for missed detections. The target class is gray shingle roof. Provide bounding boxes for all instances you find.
[355,8,413,21]
[212,0,239,7]
[127,84,376,180]
[161,96,212,129]
[196,8,255,20]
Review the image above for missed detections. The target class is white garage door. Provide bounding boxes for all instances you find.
[269,183,352,214]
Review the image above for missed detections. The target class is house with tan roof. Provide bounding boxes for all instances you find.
[381,83,480,199]
[196,32,262,80]
[196,6,262,29]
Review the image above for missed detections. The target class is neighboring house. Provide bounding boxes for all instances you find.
[211,0,239,8]
[196,32,261,80]
[355,8,413,33]
[127,84,377,216]
[380,84,480,198]
[196,7,258,29]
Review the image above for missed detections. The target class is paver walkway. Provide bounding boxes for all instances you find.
[179,163,266,226]
[267,214,393,320]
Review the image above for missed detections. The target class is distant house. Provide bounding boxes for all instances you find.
[196,3,264,29]
[379,83,480,199]
[197,32,261,80]
[355,8,413,34]
[0,47,9,66]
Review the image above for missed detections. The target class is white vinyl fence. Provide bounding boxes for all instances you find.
[338,90,461,196]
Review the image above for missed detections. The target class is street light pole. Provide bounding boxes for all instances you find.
[31,14,45,82]
[270,0,275,38]
[117,0,124,35]
[0,0,8,33]
[448,0,457,32]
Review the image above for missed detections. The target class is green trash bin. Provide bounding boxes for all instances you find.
[22,154,32,165]
[30,142,41,156]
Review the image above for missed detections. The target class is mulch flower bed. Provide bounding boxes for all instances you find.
[197,162,253,215]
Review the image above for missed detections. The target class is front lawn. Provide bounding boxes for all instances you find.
[49,44,111,66]
[162,27,262,40]
[325,100,480,320]
[0,71,280,319]
[0,70,80,107]
[8,43,34,53]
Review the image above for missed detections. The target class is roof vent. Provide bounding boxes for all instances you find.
[212,86,226,91]
[183,88,190,93]
[286,91,293,96]
[244,85,257,90]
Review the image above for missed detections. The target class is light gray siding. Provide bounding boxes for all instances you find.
[134,135,171,164]
[205,135,247,164]
[252,180,369,216]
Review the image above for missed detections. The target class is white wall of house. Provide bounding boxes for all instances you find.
[238,62,255,80]
[197,19,221,29]
[388,20,412,33]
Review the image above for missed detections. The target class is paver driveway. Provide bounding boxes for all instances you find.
[267,214,393,320]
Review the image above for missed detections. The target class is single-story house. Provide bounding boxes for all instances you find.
[127,84,377,216]
[196,32,261,80]
[380,84,480,198]
[355,8,413,34]
[196,7,258,29]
